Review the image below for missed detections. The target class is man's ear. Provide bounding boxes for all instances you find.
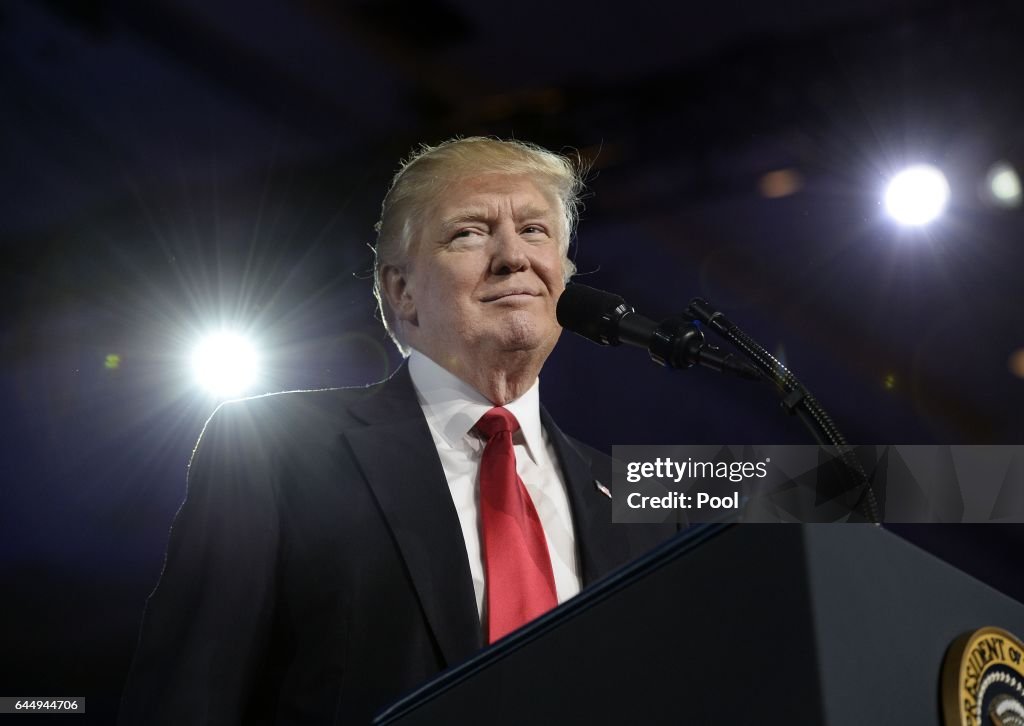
[380,264,418,325]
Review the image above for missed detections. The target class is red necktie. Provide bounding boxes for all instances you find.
[475,407,558,643]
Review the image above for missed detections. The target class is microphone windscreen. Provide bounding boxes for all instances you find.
[556,283,628,345]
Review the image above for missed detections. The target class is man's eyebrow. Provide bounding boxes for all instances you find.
[438,204,556,229]
[515,204,555,220]
[440,210,491,228]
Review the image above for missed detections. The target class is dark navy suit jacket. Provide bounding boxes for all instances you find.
[120,364,676,724]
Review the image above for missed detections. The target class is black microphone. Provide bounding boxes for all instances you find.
[556,283,762,380]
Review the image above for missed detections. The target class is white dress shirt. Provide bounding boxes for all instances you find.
[407,350,582,626]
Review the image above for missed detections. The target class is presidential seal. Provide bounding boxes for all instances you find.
[942,627,1024,726]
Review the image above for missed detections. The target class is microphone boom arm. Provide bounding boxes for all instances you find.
[685,298,881,524]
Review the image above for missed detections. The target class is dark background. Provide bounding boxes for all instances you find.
[2,0,1023,722]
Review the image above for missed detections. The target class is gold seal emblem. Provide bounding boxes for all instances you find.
[942,627,1024,726]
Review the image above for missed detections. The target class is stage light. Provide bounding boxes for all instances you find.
[758,169,803,199]
[985,162,1021,208]
[1010,349,1024,380]
[884,164,950,226]
[192,332,259,397]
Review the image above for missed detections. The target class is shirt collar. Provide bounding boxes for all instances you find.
[407,349,545,464]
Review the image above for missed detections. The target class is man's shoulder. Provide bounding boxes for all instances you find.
[185,374,417,485]
[217,381,382,419]
[219,368,410,422]
[195,370,413,450]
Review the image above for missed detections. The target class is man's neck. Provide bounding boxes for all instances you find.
[466,362,539,405]
[410,348,542,405]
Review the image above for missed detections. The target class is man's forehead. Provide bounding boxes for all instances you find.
[433,174,558,221]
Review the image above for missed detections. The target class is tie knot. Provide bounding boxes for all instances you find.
[475,407,520,439]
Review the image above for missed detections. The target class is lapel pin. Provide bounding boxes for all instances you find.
[594,480,612,499]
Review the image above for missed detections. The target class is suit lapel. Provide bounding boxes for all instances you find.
[541,408,633,587]
[344,366,482,665]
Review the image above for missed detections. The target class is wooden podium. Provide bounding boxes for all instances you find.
[375,525,1024,725]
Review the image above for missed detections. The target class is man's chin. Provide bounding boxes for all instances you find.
[494,323,561,358]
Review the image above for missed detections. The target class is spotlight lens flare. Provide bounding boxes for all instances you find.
[884,164,950,226]
[986,162,1022,207]
[192,332,259,397]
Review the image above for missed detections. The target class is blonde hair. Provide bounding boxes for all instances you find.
[372,137,586,354]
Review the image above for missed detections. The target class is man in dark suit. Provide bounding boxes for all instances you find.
[120,138,675,724]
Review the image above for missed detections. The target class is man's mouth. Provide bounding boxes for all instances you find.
[481,290,539,302]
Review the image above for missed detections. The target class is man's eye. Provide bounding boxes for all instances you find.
[522,225,546,235]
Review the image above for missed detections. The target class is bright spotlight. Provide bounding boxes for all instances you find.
[192,332,259,397]
[884,164,950,226]
[985,161,1022,208]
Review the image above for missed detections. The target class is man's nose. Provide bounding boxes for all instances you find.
[490,226,530,274]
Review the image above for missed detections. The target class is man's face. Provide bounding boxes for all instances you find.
[394,173,566,371]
